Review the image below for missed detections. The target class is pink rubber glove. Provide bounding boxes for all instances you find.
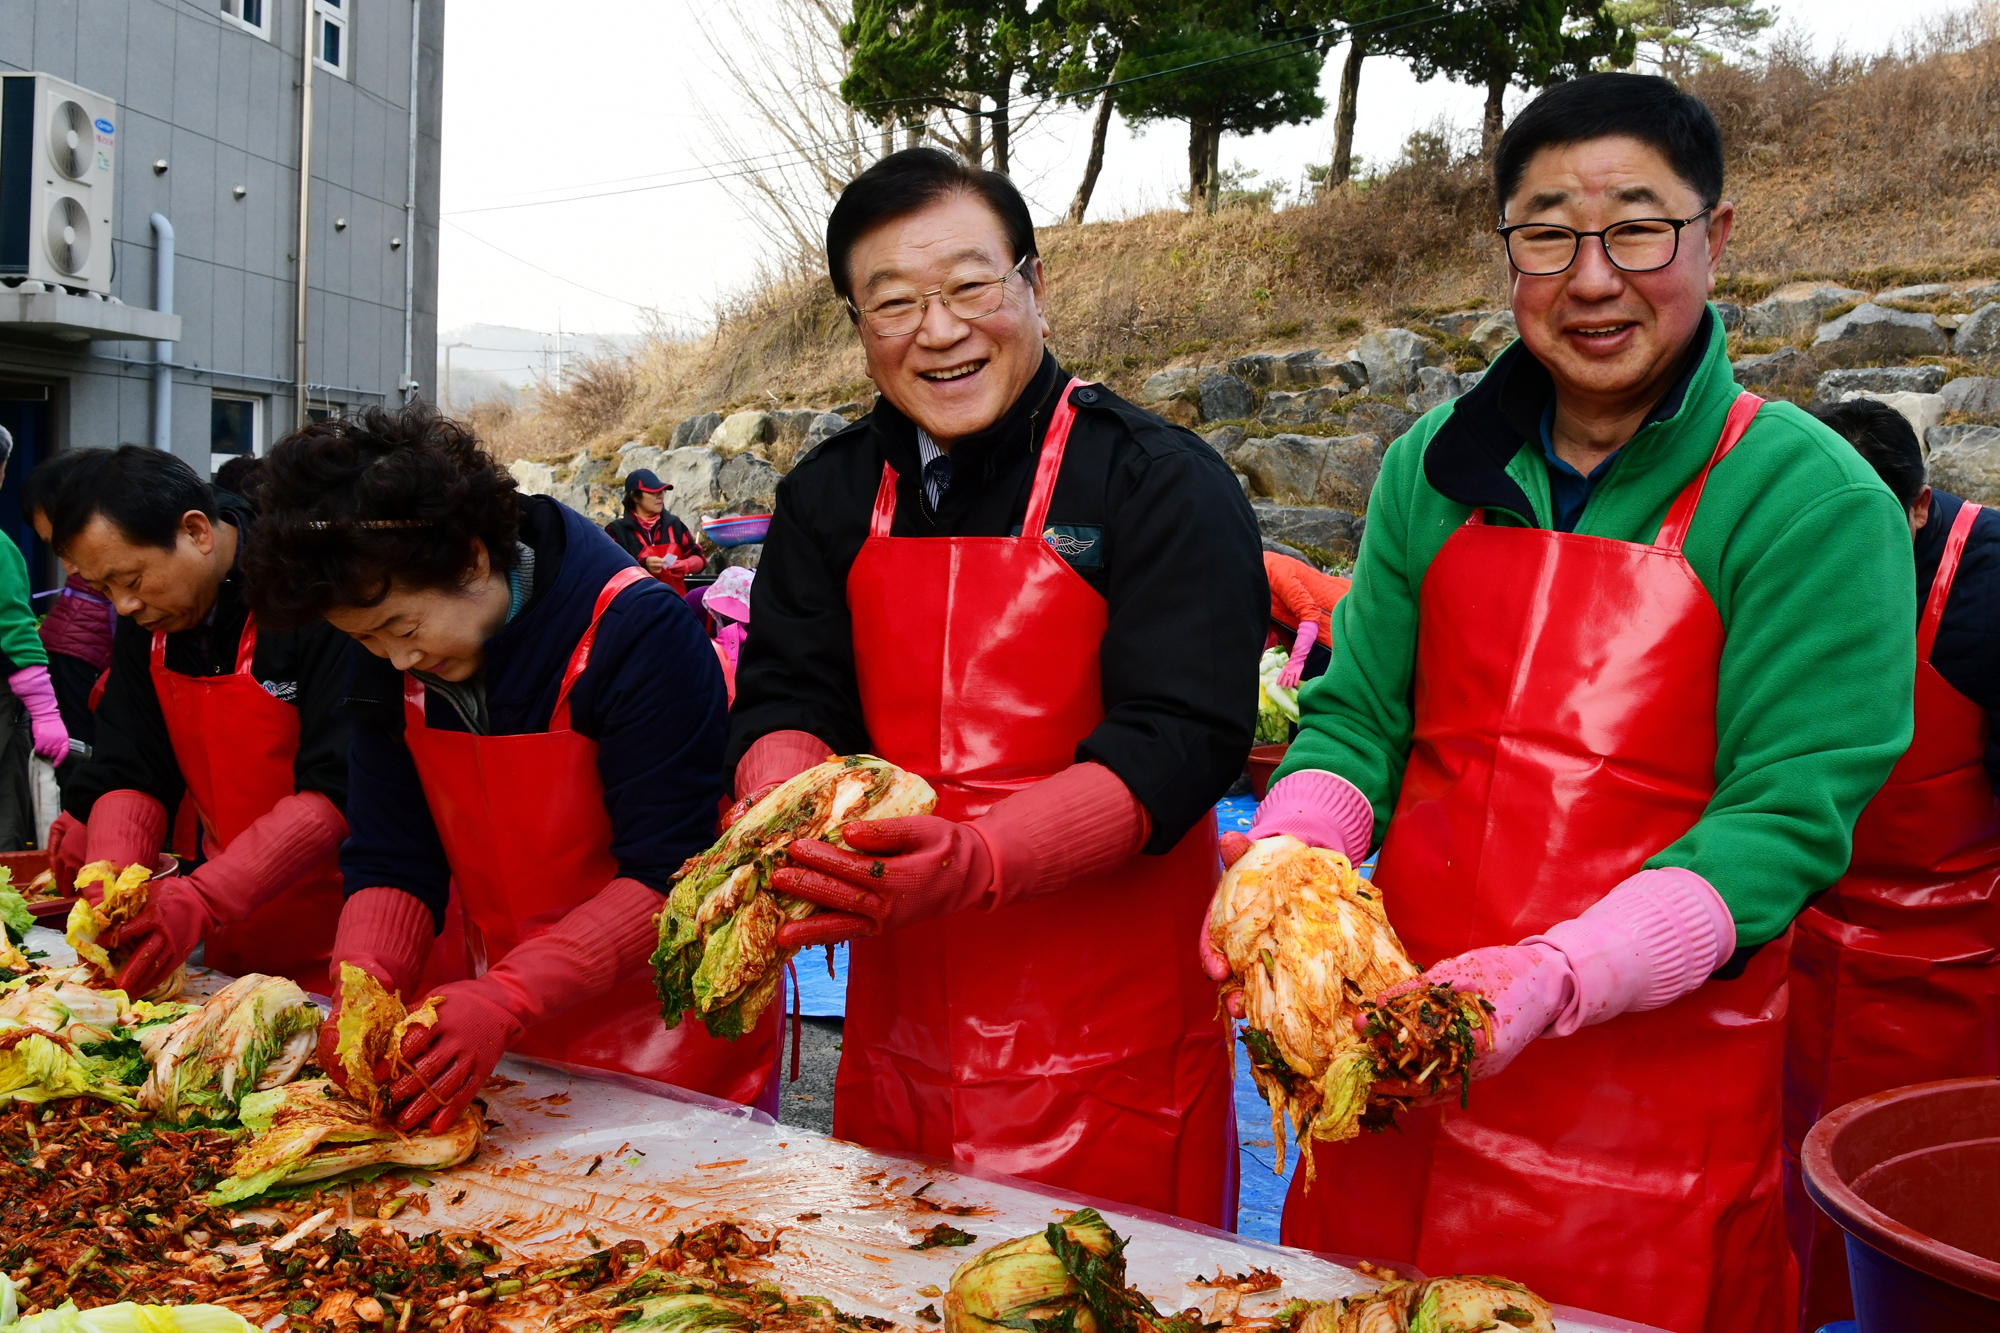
[46,811,88,894]
[389,876,663,1133]
[1277,620,1319,690]
[733,730,833,802]
[773,761,1149,948]
[73,790,170,902]
[9,666,68,763]
[317,887,439,1092]
[672,554,707,577]
[106,792,348,997]
[1201,770,1379,1000]
[1247,769,1374,858]
[1378,866,1736,1087]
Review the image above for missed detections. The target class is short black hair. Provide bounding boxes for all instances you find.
[243,403,522,629]
[1494,73,1724,215]
[214,454,268,504]
[1811,397,1927,509]
[19,448,109,527]
[49,445,216,554]
[824,147,1038,305]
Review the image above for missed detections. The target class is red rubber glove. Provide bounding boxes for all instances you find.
[387,877,662,1133]
[107,791,347,997]
[772,762,1148,948]
[316,887,438,1092]
[71,790,170,904]
[773,817,993,946]
[733,730,832,801]
[388,982,516,1133]
[1202,833,1256,1018]
[721,781,781,834]
[46,811,88,895]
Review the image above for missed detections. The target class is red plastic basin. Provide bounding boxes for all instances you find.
[1803,1076,2000,1330]
[1246,743,1288,798]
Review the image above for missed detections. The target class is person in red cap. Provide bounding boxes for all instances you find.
[605,469,704,594]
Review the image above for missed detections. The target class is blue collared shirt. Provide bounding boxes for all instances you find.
[1540,401,1620,534]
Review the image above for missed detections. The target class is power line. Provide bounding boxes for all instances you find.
[445,0,1463,217]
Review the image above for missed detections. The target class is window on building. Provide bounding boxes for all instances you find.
[314,0,348,78]
[218,0,269,37]
[210,394,263,480]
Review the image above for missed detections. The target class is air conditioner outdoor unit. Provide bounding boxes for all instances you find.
[0,72,118,294]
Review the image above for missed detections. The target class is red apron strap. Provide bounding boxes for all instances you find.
[152,619,260,676]
[1656,391,1763,552]
[551,564,651,730]
[1918,500,1983,663]
[1023,378,1092,539]
[234,616,258,675]
[870,462,900,538]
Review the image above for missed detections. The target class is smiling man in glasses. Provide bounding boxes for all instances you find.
[1227,74,1916,1328]
[725,147,1265,1227]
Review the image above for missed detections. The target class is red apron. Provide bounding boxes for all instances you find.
[1281,393,1796,1333]
[834,380,1235,1227]
[401,565,778,1104]
[151,619,344,992]
[1783,499,2000,1328]
[635,518,688,595]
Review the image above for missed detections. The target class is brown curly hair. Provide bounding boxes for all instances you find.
[243,403,523,629]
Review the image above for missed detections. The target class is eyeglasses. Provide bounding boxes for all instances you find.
[1495,207,1715,276]
[848,255,1032,337]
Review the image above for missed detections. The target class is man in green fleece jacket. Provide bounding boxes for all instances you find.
[1206,75,1913,1330]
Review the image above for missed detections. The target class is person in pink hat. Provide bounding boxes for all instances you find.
[703,566,753,702]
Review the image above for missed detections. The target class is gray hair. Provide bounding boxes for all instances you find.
[0,425,13,468]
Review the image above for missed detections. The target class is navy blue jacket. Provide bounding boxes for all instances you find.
[339,498,729,927]
[1916,490,2000,785]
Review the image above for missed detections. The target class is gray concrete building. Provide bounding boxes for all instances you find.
[0,0,443,582]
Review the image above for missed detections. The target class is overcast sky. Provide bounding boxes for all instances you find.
[435,0,1974,346]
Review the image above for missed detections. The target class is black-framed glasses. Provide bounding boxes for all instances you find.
[847,255,1032,337]
[1496,207,1714,276]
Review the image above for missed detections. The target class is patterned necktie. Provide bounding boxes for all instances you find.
[924,452,955,503]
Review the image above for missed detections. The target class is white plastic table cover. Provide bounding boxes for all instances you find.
[21,925,1667,1333]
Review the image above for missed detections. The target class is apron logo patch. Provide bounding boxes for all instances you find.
[261,679,298,702]
[1013,522,1104,568]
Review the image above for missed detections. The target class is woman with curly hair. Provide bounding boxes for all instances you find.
[244,404,778,1129]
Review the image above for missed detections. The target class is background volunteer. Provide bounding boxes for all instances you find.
[1263,549,1350,688]
[605,469,704,591]
[0,427,69,848]
[1784,396,2000,1328]
[22,451,116,762]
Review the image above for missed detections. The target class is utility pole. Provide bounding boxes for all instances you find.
[442,342,469,415]
[294,0,318,428]
[555,311,565,394]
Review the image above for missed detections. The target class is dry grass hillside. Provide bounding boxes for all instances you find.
[476,10,2000,464]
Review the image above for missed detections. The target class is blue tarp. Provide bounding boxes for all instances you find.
[779,793,1299,1241]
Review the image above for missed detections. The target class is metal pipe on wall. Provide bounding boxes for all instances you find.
[149,212,174,452]
[294,0,317,428]
[401,0,421,402]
